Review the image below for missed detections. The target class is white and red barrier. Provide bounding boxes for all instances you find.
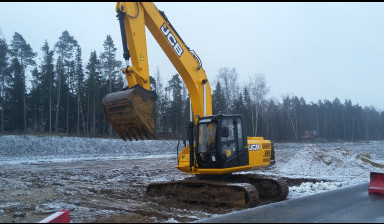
[368,172,384,196]
[38,210,70,223]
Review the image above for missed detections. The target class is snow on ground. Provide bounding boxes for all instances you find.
[0,134,384,222]
[0,135,178,165]
[0,135,384,196]
[274,142,384,181]
[252,141,384,198]
[1,135,383,197]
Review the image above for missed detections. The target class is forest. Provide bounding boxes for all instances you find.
[0,30,384,142]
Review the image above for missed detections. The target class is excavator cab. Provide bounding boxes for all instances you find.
[196,115,249,169]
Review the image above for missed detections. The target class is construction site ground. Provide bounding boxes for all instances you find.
[1,135,383,223]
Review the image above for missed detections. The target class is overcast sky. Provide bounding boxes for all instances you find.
[0,2,383,111]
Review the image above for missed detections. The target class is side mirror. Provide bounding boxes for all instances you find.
[221,127,229,138]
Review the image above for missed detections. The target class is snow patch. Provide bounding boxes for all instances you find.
[164,218,179,223]
[0,135,178,165]
[258,141,384,186]
[288,181,342,199]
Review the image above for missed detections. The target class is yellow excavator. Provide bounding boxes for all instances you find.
[102,2,288,207]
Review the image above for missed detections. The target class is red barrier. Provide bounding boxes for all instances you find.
[38,210,70,223]
[368,172,384,196]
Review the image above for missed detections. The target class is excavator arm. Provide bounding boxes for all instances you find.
[126,3,210,116]
[103,2,212,141]
[116,2,212,117]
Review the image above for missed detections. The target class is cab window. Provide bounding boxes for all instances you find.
[198,120,217,154]
[220,118,236,159]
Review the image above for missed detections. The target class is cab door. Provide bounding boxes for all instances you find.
[196,118,218,168]
[219,117,248,168]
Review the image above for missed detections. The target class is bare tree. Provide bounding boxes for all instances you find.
[216,67,240,113]
[282,94,299,140]
[248,73,269,136]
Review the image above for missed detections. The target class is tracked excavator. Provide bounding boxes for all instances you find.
[102,2,289,207]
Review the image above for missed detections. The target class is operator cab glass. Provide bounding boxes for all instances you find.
[196,118,218,168]
[196,115,249,169]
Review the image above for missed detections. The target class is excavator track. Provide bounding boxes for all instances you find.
[231,174,289,203]
[145,177,260,207]
[145,175,288,208]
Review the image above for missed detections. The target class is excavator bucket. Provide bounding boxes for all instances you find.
[368,172,384,195]
[102,85,157,141]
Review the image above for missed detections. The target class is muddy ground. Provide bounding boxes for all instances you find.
[1,136,383,223]
[0,156,320,223]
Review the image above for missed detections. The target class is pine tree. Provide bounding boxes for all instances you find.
[263,99,280,140]
[28,67,42,131]
[7,58,23,131]
[242,87,252,135]
[167,74,183,137]
[54,30,78,133]
[212,81,226,115]
[232,92,245,115]
[0,38,9,132]
[37,41,55,133]
[9,32,37,131]
[100,35,123,135]
[153,67,168,136]
[54,55,65,132]
[100,35,123,93]
[85,51,103,136]
[75,46,86,135]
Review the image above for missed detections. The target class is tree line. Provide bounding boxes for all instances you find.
[0,31,124,137]
[0,31,383,142]
[209,68,384,141]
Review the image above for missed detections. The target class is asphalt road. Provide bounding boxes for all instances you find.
[199,182,384,223]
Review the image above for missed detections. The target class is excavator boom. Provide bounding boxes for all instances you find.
[102,2,212,141]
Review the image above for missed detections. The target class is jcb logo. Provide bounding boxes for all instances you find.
[161,23,184,57]
[249,144,260,151]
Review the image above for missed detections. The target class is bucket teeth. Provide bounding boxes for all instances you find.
[102,85,157,141]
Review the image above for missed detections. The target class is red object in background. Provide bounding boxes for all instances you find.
[38,210,70,223]
[368,172,384,195]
